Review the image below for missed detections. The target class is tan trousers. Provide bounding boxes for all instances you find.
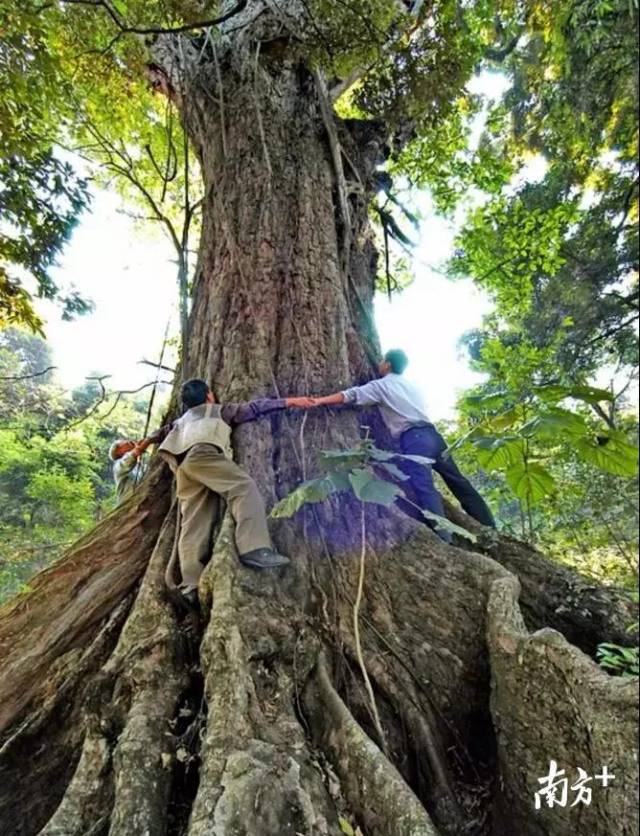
[175,443,271,588]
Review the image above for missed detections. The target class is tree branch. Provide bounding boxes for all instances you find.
[138,360,176,374]
[0,366,57,381]
[57,0,249,36]
[484,30,524,62]
[587,313,640,346]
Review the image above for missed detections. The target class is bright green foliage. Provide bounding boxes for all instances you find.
[271,436,477,543]
[0,2,93,329]
[446,318,639,555]
[445,409,639,586]
[394,0,638,371]
[0,328,166,603]
[0,0,202,331]
[596,643,639,677]
[0,0,532,325]
[452,366,638,491]
[348,467,403,505]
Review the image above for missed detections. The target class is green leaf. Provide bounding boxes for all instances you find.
[487,408,520,431]
[348,469,402,505]
[421,509,478,543]
[270,477,334,518]
[367,446,397,462]
[327,471,352,491]
[505,462,556,504]
[317,448,367,470]
[534,384,614,405]
[376,461,410,481]
[465,391,510,410]
[575,436,639,478]
[520,408,588,440]
[111,0,128,16]
[473,436,523,470]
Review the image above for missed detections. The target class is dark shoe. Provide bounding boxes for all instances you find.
[239,548,290,570]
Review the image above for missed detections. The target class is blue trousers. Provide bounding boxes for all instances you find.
[398,424,495,542]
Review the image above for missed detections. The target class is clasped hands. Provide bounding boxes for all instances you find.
[285,396,322,409]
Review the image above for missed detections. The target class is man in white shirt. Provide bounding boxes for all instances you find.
[310,349,495,542]
[109,438,151,504]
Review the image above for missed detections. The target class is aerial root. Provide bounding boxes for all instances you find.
[303,653,442,836]
[348,650,469,835]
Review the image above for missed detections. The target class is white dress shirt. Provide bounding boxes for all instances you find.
[341,373,431,437]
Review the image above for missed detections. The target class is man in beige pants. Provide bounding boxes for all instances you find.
[147,378,313,602]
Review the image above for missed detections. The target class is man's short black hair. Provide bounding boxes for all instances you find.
[384,349,409,374]
[181,378,210,409]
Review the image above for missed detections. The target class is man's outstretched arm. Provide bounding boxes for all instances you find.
[312,379,385,408]
[222,396,315,426]
[311,392,346,406]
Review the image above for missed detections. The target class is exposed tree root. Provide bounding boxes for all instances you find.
[304,653,441,836]
[324,528,507,835]
[446,502,637,653]
[0,464,172,735]
[10,486,191,836]
[186,520,339,835]
[103,508,189,836]
[487,574,639,836]
[0,597,132,835]
[1,496,638,836]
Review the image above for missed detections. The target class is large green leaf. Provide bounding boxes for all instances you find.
[473,436,523,470]
[376,461,410,481]
[505,462,556,504]
[367,446,397,462]
[534,384,614,405]
[421,509,478,543]
[348,469,402,505]
[369,446,434,467]
[464,391,510,410]
[326,471,352,491]
[487,408,520,431]
[317,449,367,471]
[520,408,588,440]
[270,477,334,518]
[575,436,639,478]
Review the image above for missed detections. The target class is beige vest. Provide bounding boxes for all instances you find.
[158,404,232,471]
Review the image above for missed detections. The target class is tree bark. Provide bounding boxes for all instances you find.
[0,11,637,836]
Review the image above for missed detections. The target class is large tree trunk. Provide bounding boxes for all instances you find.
[1,11,638,836]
